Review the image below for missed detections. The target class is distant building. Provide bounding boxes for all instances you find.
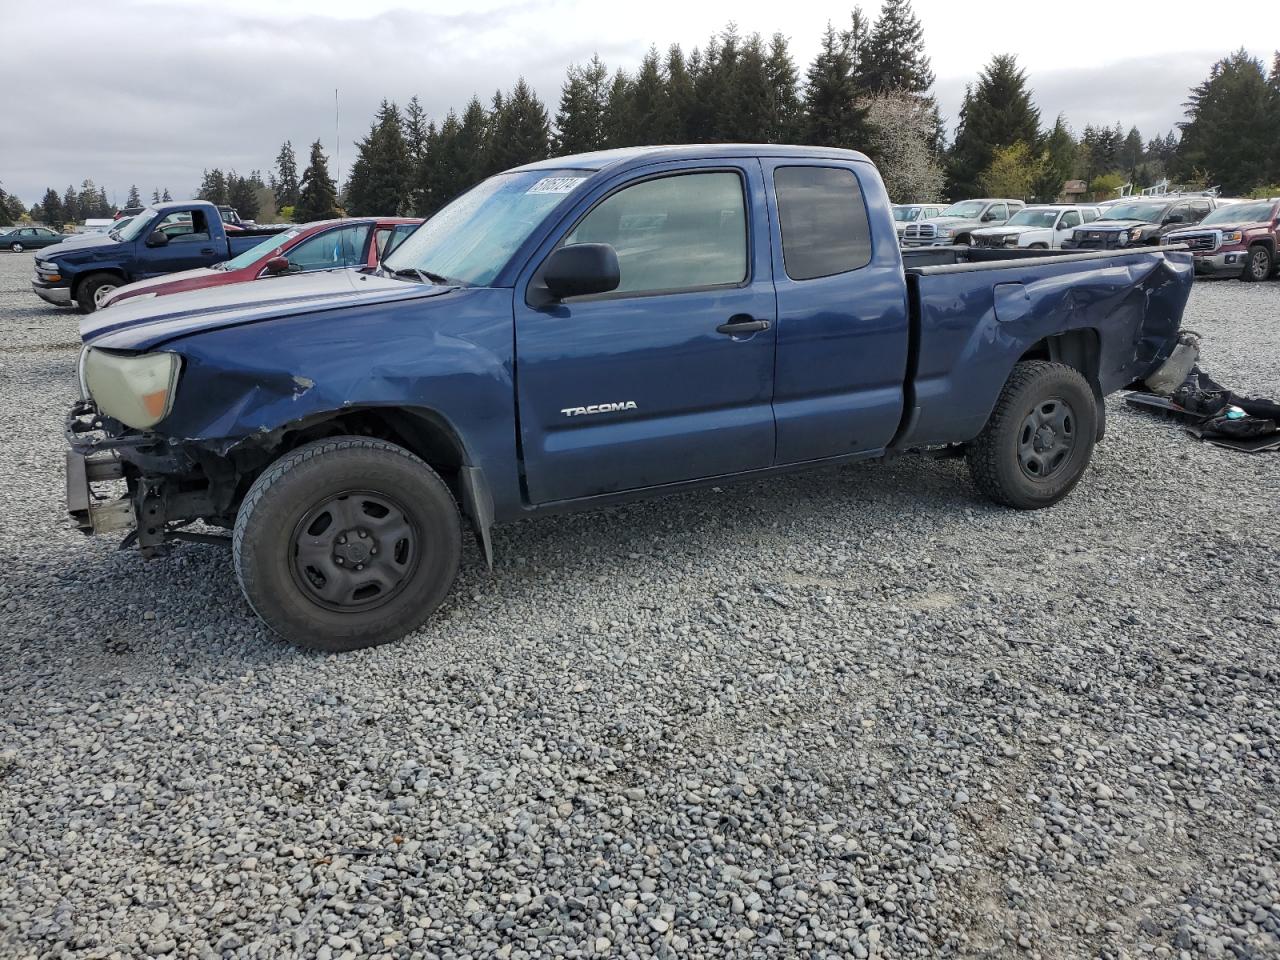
[1060,180,1088,203]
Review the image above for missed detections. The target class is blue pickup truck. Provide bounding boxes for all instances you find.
[65,145,1193,651]
[32,200,284,312]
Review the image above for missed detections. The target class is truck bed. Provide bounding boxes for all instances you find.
[894,244,1194,450]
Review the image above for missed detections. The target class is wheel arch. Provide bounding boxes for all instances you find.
[1016,328,1105,440]
[72,268,129,298]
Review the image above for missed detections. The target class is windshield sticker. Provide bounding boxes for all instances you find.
[526,177,585,195]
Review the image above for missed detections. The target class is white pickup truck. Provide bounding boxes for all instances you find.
[970,205,1101,250]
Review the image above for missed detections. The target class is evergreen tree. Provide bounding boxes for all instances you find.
[161,188,172,202]
[431,110,466,211]
[151,188,161,204]
[1177,49,1273,193]
[345,99,411,216]
[274,141,300,211]
[862,0,933,93]
[845,8,872,87]
[1120,126,1144,178]
[457,96,492,187]
[196,169,229,205]
[803,23,870,149]
[293,140,341,222]
[1269,52,1280,181]
[946,54,1040,198]
[1031,114,1076,200]
[664,45,695,142]
[63,185,79,224]
[631,47,669,144]
[403,96,433,214]
[125,184,141,208]
[40,188,63,226]
[603,70,635,148]
[489,78,552,172]
[227,172,260,220]
[727,33,773,142]
[555,55,609,153]
[765,33,802,143]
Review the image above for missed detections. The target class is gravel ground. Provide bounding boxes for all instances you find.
[1,250,1278,960]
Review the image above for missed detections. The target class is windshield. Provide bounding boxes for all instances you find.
[939,200,985,218]
[384,169,591,285]
[218,228,299,270]
[114,209,158,241]
[1200,200,1275,225]
[1005,209,1060,228]
[1100,201,1168,223]
[893,206,922,222]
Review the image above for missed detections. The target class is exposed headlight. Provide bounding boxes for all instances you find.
[82,348,182,430]
[1220,230,1243,244]
[36,260,56,272]
[1129,228,1146,242]
[937,227,954,237]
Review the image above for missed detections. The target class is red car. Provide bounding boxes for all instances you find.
[101,217,422,308]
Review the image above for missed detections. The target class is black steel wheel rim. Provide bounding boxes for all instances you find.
[289,489,420,613]
[1017,397,1076,481]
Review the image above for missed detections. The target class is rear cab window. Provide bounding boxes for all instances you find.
[773,166,871,280]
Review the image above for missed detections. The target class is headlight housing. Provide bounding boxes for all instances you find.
[1220,230,1243,244]
[937,227,954,237]
[82,348,182,430]
[1129,228,1146,242]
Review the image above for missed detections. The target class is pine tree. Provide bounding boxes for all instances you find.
[345,99,411,216]
[845,8,872,87]
[227,172,260,220]
[631,47,669,144]
[161,188,172,202]
[431,110,466,211]
[126,184,141,208]
[664,45,695,143]
[555,56,609,154]
[862,0,933,93]
[274,141,300,211]
[196,169,229,205]
[457,96,491,187]
[1177,49,1273,193]
[40,188,63,226]
[603,70,635,148]
[727,33,773,142]
[151,188,161,204]
[1032,115,1076,200]
[63,185,79,223]
[403,96,432,214]
[294,140,340,222]
[1269,52,1280,182]
[803,23,870,149]
[765,33,802,143]
[1120,126,1144,179]
[489,78,552,172]
[946,54,1040,198]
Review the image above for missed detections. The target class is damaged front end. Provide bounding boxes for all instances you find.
[65,399,241,551]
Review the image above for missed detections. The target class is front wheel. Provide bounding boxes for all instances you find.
[9,242,23,253]
[966,361,1098,509]
[232,436,462,651]
[74,273,121,313]
[1242,245,1273,282]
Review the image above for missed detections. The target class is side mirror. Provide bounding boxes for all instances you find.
[1164,214,1185,224]
[981,213,998,222]
[264,255,290,275]
[146,230,169,247]
[542,243,620,301]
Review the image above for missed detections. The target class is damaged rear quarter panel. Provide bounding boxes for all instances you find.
[155,286,523,513]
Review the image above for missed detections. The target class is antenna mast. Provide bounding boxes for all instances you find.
[335,88,341,191]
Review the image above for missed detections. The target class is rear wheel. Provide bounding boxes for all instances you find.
[1242,245,1272,282]
[75,273,121,313]
[966,361,1097,509]
[232,436,462,651]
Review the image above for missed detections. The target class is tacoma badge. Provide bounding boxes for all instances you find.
[560,401,638,417]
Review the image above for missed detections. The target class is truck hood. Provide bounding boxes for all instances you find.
[107,266,219,302]
[918,217,984,229]
[82,269,455,351]
[40,233,121,260]
[1088,220,1152,231]
[1167,219,1270,235]
[970,224,1043,237]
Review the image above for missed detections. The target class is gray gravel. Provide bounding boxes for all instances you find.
[1,249,1278,959]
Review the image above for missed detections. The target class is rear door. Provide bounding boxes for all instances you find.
[761,159,909,463]
[513,160,777,504]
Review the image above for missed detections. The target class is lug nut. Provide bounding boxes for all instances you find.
[337,535,346,544]
[335,557,344,565]
[358,530,367,539]
[371,547,378,555]
[356,564,364,571]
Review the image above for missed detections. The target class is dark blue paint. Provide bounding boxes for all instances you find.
[81,145,1193,528]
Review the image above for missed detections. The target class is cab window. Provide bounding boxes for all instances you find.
[1058,211,1081,229]
[563,171,747,296]
[774,166,872,280]
[285,224,372,271]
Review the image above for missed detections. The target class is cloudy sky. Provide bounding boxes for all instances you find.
[2,0,1276,206]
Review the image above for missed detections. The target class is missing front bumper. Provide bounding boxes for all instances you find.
[66,449,135,535]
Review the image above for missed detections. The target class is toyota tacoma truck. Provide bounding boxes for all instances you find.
[1164,197,1279,281]
[64,145,1193,651]
[32,200,286,312]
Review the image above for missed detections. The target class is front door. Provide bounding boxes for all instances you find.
[513,162,777,504]
[140,208,219,275]
[1054,209,1082,246]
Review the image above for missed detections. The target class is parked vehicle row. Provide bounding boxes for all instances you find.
[971,205,1100,249]
[65,144,1194,650]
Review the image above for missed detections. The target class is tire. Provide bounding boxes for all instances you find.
[955,234,971,245]
[1242,245,1272,283]
[75,273,122,313]
[232,436,462,652]
[9,242,23,253]
[966,360,1098,510]
[1028,243,1048,250]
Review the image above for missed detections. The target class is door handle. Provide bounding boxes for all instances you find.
[716,315,771,335]
[201,247,215,255]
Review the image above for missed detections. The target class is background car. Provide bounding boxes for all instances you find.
[1063,195,1217,250]
[1165,197,1280,281]
[5,226,67,252]
[970,205,1100,249]
[102,216,423,307]
[892,203,945,241]
[900,198,1026,246]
